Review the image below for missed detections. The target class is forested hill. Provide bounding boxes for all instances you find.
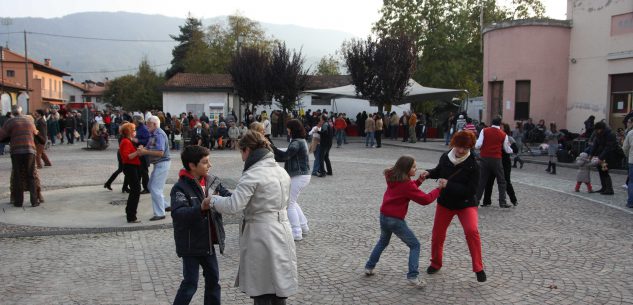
[2,12,354,81]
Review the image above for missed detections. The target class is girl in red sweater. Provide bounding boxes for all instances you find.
[364,155,443,288]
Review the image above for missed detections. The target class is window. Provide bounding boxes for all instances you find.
[70,95,76,102]
[6,70,14,77]
[514,80,531,120]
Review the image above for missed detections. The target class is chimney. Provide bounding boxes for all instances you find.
[44,58,51,66]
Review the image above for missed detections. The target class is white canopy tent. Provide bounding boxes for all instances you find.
[303,79,466,107]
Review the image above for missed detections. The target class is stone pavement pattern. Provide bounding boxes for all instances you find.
[1,140,633,304]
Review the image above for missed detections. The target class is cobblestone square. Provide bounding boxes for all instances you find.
[1,139,632,304]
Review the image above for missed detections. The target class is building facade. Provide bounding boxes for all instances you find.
[0,48,69,114]
[483,0,633,132]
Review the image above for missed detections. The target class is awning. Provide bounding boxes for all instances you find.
[208,102,224,108]
[46,101,65,105]
[304,79,465,105]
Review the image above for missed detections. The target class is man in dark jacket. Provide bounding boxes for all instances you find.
[318,114,333,176]
[590,121,617,195]
[171,145,230,305]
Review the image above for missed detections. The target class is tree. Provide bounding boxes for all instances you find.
[166,14,206,79]
[372,0,546,98]
[315,54,340,76]
[104,58,164,111]
[342,35,416,113]
[268,42,309,127]
[205,14,277,73]
[229,47,271,112]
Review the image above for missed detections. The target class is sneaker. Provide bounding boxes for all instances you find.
[293,235,303,241]
[364,268,375,276]
[407,277,426,288]
[301,225,310,235]
[622,184,628,189]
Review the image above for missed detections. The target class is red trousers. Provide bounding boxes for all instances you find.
[430,205,484,272]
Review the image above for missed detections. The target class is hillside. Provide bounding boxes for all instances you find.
[1,12,355,81]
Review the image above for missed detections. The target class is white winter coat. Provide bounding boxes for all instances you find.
[212,152,297,297]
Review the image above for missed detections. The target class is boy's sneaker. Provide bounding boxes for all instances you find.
[407,277,426,288]
[364,268,375,276]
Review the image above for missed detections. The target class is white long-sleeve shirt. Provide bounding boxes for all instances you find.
[475,125,514,154]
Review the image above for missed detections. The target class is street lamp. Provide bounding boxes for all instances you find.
[236,35,244,123]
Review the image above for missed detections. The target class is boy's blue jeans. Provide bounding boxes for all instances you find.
[366,214,421,279]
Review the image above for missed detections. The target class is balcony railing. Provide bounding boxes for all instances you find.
[41,89,62,99]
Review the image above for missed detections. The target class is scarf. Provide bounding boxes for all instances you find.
[243,147,272,172]
[448,148,470,165]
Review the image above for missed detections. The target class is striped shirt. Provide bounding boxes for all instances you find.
[0,115,37,155]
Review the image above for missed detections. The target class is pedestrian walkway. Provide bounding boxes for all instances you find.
[0,140,632,304]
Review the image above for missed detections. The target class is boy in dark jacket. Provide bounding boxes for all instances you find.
[171,145,231,305]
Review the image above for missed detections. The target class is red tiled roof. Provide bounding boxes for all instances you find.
[63,79,87,91]
[162,73,352,91]
[84,85,106,96]
[0,79,27,90]
[305,75,352,90]
[163,73,233,90]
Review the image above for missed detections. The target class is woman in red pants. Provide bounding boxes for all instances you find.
[420,130,487,282]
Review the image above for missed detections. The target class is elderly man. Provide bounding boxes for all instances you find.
[0,105,41,206]
[475,117,514,208]
[138,115,171,221]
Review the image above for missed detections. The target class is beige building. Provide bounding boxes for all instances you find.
[567,0,633,131]
[0,48,70,114]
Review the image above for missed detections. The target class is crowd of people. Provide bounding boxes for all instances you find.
[5,102,633,304]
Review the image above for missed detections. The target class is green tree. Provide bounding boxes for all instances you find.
[205,13,276,73]
[166,14,206,79]
[373,0,546,99]
[268,42,309,126]
[104,59,164,111]
[315,54,340,76]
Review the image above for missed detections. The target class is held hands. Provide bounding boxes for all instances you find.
[201,197,212,211]
[437,178,448,189]
[416,170,429,183]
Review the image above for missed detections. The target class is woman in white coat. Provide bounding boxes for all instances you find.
[211,130,298,305]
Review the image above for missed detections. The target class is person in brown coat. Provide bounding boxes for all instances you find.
[34,109,52,168]
[0,106,43,206]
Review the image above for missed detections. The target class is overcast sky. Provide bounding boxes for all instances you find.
[3,0,567,37]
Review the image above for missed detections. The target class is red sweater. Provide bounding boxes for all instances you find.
[380,177,440,220]
[119,138,141,165]
[479,127,506,159]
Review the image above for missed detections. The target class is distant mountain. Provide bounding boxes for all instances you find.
[1,12,356,81]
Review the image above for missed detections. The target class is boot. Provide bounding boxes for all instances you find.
[601,174,614,195]
[575,182,581,192]
[512,158,518,168]
[520,159,524,169]
[550,163,556,175]
[545,161,552,172]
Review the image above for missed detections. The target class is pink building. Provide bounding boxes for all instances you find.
[483,0,633,132]
[482,20,571,127]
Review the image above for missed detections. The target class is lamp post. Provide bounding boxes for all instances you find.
[236,35,243,124]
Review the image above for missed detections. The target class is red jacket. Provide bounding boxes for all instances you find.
[380,176,440,220]
[334,117,347,130]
